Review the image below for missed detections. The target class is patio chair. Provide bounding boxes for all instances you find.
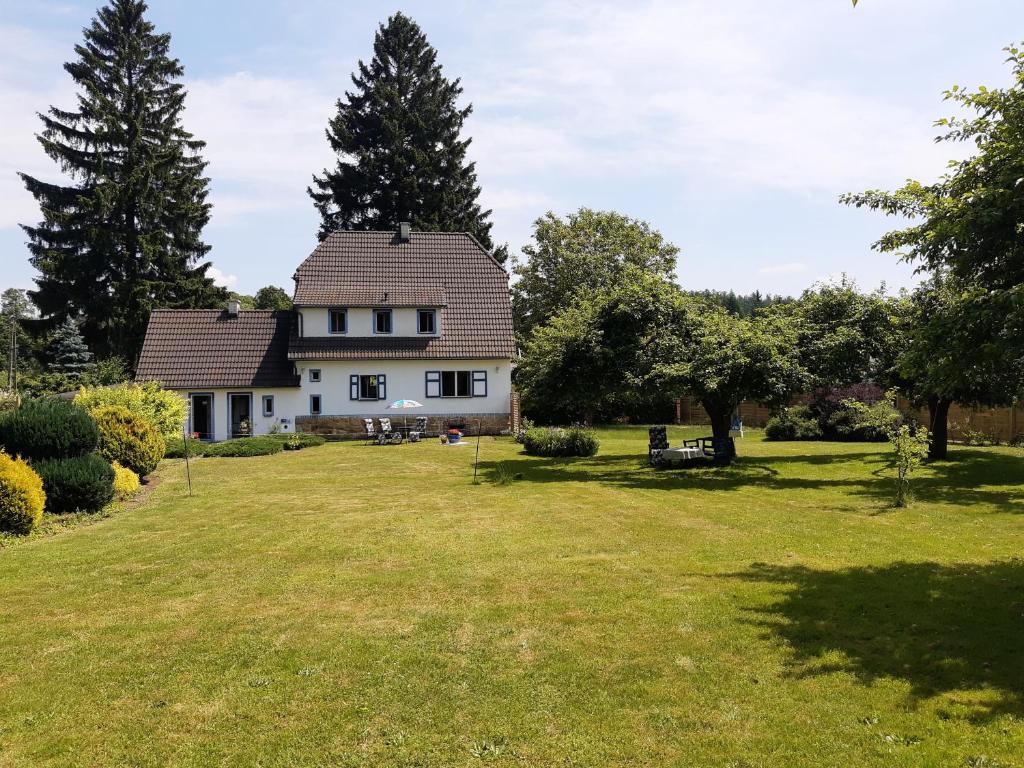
[408,415,429,443]
[363,418,382,445]
[648,426,669,467]
[378,417,404,445]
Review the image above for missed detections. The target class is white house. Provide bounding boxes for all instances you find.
[135,226,516,440]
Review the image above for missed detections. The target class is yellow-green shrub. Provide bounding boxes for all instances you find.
[76,382,187,441]
[0,451,46,535]
[91,405,165,478]
[111,461,141,500]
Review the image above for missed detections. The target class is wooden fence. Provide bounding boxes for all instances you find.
[676,395,1024,442]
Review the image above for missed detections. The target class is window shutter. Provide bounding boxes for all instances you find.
[472,370,487,397]
[349,374,358,400]
[378,374,387,400]
[425,371,441,398]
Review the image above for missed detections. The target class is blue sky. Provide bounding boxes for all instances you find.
[1,0,1020,297]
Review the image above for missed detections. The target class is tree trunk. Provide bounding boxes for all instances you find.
[927,396,951,460]
[703,402,733,440]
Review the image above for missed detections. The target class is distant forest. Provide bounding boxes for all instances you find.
[688,290,792,317]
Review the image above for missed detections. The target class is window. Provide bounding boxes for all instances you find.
[328,308,346,334]
[417,309,436,334]
[309,394,322,415]
[374,308,392,334]
[309,368,321,383]
[427,370,487,398]
[262,395,274,417]
[350,374,387,401]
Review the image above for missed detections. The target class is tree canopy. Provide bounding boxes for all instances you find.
[19,0,223,362]
[512,209,680,339]
[253,286,292,310]
[309,13,499,257]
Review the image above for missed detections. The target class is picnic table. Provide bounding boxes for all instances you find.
[660,446,706,465]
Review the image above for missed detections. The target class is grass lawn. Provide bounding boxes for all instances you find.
[1,427,1022,767]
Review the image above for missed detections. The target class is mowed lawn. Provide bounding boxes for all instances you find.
[0,428,1022,767]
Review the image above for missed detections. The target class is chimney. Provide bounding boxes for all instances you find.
[226,299,240,317]
[397,221,411,243]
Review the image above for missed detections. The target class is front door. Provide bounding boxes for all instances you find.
[229,393,252,438]
[190,394,214,440]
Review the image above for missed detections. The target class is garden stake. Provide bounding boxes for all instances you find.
[473,418,482,483]
[182,423,193,497]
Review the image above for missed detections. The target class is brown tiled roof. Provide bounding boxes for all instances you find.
[136,310,300,389]
[291,231,515,360]
[294,284,447,307]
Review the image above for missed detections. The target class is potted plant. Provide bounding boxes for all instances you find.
[447,428,463,444]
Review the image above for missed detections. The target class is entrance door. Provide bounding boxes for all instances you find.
[190,394,214,440]
[229,393,252,438]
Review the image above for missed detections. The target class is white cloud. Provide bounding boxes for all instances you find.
[207,265,239,290]
[758,262,808,276]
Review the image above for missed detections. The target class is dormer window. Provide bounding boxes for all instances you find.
[328,308,347,334]
[374,308,392,334]
[417,308,436,334]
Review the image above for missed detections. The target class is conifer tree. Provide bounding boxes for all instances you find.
[19,0,223,363]
[49,317,94,377]
[309,13,500,257]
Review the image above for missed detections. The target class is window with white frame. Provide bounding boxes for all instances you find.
[373,308,392,334]
[309,368,321,383]
[328,308,346,334]
[262,395,274,417]
[349,373,387,401]
[417,308,436,334]
[425,370,487,398]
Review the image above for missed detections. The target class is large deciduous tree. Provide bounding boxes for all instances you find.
[253,286,292,310]
[19,0,223,363]
[512,209,680,339]
[655,304,807,440]
[841,45,1024,369]
[310,13,499,256]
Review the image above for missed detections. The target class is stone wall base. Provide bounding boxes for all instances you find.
[296,413,512,439]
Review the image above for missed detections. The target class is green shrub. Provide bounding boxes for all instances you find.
[33,454,114,514]
[0,451,46,534]
[0,398,99,460]
[0,390,20,413]
[203,437,284,458]
[91,405,165,478]
[111,461,141,500]
[765,406,823,441]
[76,382,187,441]
[163,437,209,458]
[268,433,327,450]
[522,426,599,457]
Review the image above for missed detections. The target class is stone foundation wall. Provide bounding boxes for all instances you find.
[296,412,512,439]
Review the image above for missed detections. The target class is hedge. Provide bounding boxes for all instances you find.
[203,437,284,457]
[91,405,165,477]
[0,399,99,460]
[76,382,187,441]
[33,454,114,514]
[522,426,600,458]
[0,451,46,535]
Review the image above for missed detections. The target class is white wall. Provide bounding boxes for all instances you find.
[298,307,441,338]
[176,358,511,441]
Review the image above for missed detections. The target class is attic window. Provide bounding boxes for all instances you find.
[374,308,392,334]
[329,308,346,334]
[417,309,436,334]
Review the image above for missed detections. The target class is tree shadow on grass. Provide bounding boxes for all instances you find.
[482,448,1024,512]
[731,560,1024,720]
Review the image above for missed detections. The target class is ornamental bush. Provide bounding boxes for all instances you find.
[764,406,823,441]
[111,461,141,500]
[268,433,327,450]
[203,437,284,457]
[33,454,114,514]
[0,451,46,534]
[76,382,187,441]
[522,426,599,458]
[0,398,99,460]
[91,405,165,478]
[163,437,209,459]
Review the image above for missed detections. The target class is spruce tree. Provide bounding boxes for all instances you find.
[49,318,94,377]
[309,13,500,257]
[19,0,223,363]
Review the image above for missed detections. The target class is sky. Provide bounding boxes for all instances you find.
[1,0,1021,298]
